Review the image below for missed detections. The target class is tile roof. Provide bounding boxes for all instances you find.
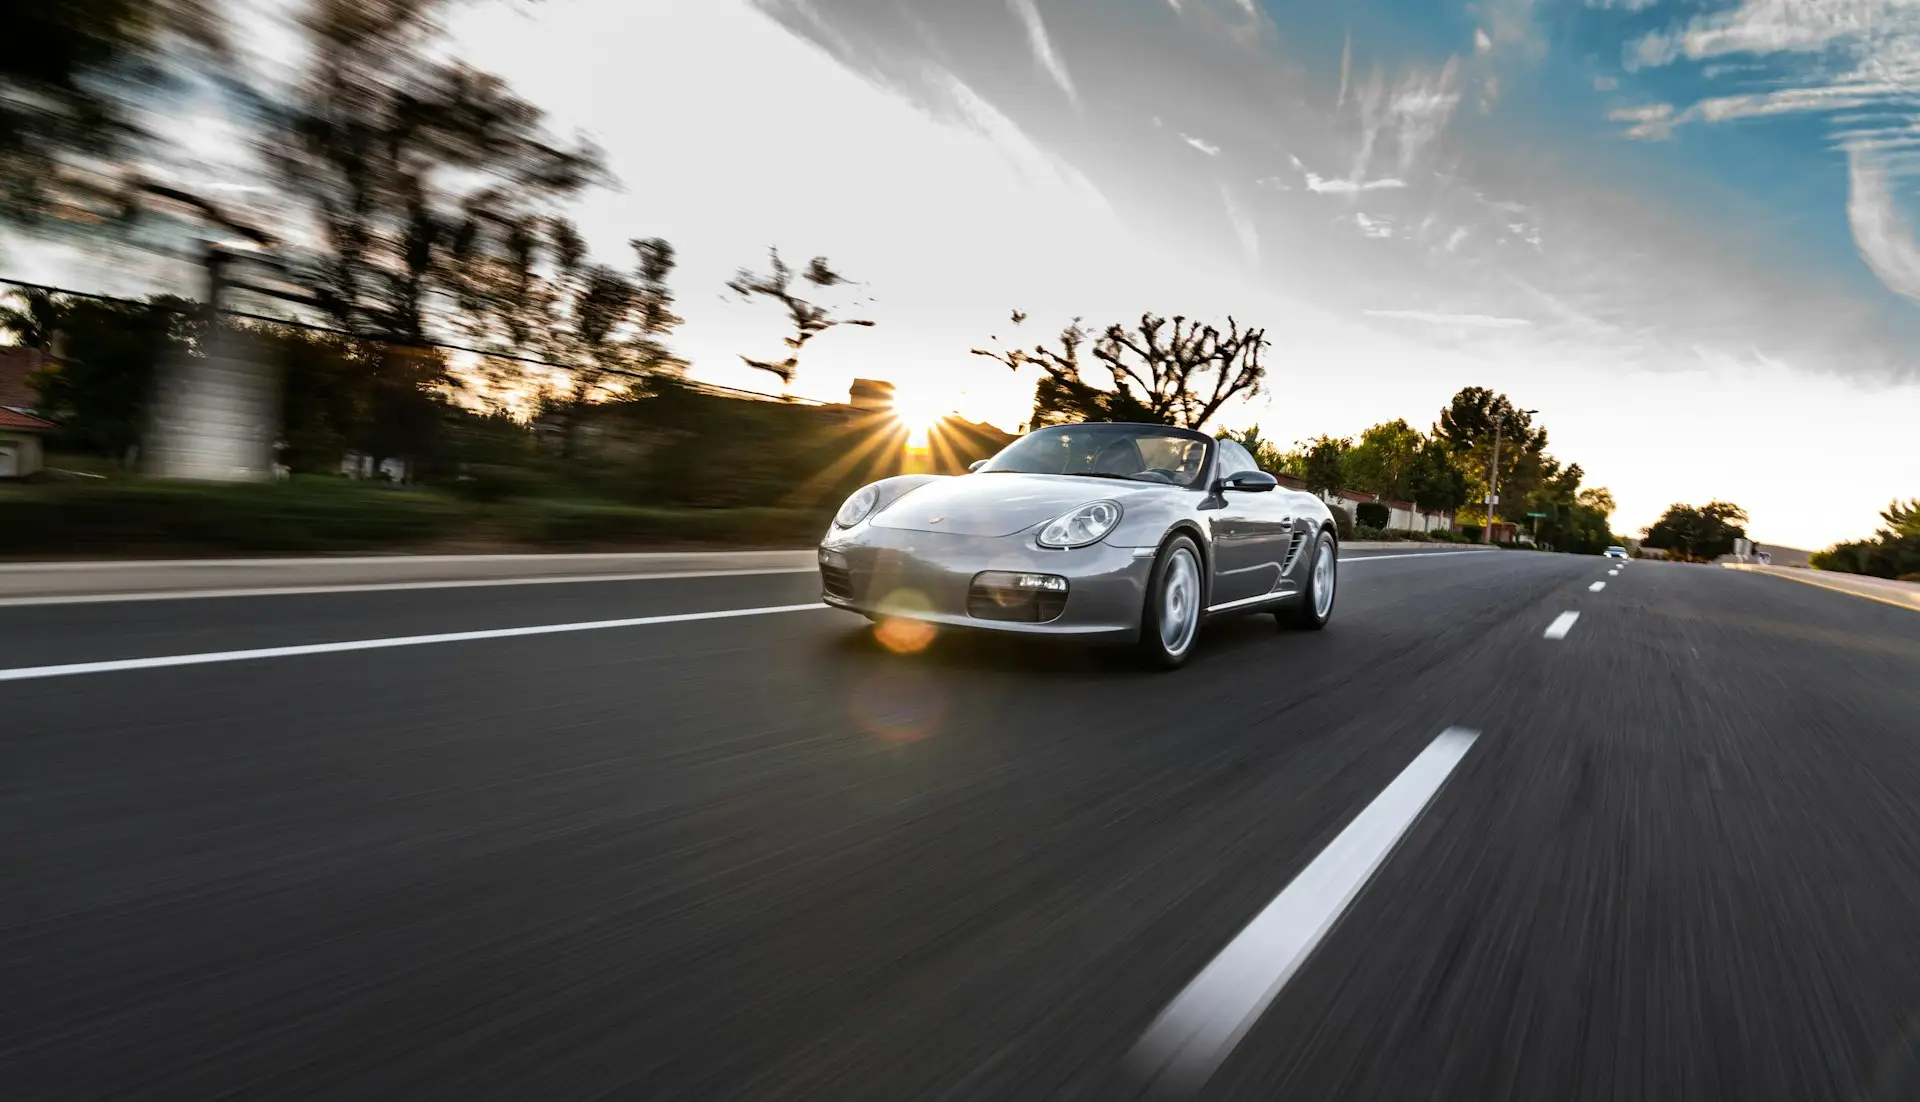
[0,408,56,432]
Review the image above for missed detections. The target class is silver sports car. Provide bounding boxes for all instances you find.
[817,422,1339,668]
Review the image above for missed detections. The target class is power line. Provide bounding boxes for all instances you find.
[0,274,826,406]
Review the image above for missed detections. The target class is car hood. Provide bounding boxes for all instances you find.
[868,473,1179,538]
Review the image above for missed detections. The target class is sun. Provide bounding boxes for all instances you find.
[888,386,952,449]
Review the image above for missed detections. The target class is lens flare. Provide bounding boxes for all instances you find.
[874,616,938,654]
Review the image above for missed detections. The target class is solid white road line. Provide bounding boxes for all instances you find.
[1337,550,1500,562]
[1130,727,1481,1096]
[1544,611,1581,639]
[1589,581,1607,592]
[0,552,1494,608]
[0,603,828,682]
[0,568,815,609]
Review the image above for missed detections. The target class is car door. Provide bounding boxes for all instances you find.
[1207,438,1287,606]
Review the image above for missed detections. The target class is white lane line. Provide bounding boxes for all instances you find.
[1130,727,1480,1096]
[1544,611,1581,639]
[1608,570,1619,577]
[0,568,814,609]
[1589,581,1606,592]
[1338,550,1500,562]
[0,603,827,682]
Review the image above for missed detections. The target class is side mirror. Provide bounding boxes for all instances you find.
[968,459,988,472]
[1221,470,1278,493]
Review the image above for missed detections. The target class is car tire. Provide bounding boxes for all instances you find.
[1278,528,1336,631]
[1138,533,1206,669]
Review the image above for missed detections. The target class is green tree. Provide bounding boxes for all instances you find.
[23,294,196,465]
[1408,438,1469,515]
[1576,486,1617,518]
[727,249,875,387]
[1215,424,1286,473]
[974,310,1269,430]
[1435,386,1550,526]
[1301,435,1350,495]
[1345,419,1425,501]
[1643,501,1748,562]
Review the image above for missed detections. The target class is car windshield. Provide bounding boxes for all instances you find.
[976,424,1210,487]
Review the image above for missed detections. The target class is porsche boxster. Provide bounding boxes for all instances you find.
[817,422,1339,668]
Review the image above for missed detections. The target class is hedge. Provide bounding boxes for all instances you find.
[0,478,830,555]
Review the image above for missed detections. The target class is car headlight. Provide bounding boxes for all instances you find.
[834,484,880,528]
[1037,500,1123,549]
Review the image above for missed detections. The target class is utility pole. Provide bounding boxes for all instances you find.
[1483,416,1503,545]
[1482,406,1537,545]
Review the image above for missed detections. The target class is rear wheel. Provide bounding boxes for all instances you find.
[1278,529,1336,631]
[1138,534,1205,669]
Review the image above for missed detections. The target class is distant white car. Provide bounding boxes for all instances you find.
[1605,546,1628,559]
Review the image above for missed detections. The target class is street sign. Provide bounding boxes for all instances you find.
[1526,511,1549,518]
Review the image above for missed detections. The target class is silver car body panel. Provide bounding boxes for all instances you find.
[819,425,1338,642]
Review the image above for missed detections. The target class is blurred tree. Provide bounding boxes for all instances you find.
[1576,486,1617,518]
[1301,435,1350,495]
[0,288,66,349]
[973,310,1268,429]
[24,294,197,466]
[726,249,874,387]
[1642,501,1748,562]
[0,0,226,223]
[1811,498,1920,578]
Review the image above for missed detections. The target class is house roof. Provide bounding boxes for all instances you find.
[0,347,46,412]
[0,408,55,432]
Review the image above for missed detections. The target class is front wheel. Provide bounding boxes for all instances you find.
[1138,534,1205,669]
[1278,530,1336,631]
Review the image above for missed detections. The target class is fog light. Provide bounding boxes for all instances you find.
[819,548,847,568]
[975,571,1068,592]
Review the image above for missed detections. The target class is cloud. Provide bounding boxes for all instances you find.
[1338,31,1351,108]
[1008,0,1079,107]
[1304,171,1408,193]
[1363,309,1533,327]
[1608,101,1677,140]
[1182,133,1223,155]
[1220,183,1260,262]
[1630,0,1876,68]
[1586,0,1659,9]
[1445,226,1470,251]
[1475,28,1493,54]
[1846,146,1920,305]
[1593,75,1619,91]
[1352,212,1396,238]
[1389,57,1463,171]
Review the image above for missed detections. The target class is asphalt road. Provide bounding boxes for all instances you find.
[5,549,1920,1101]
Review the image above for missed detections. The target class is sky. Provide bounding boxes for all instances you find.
[436,0,1918,549]
[8,0,1919,548]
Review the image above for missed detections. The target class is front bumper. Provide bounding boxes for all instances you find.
[817,524,1154,642]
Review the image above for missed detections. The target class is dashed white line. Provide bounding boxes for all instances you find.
[1544,611,1581,639]
[0,603,828,682]
[1589,581,1606,592]
[1130,727,1480,1096]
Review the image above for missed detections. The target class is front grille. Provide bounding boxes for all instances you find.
[967,582,1067,623]
[821,564,854,600]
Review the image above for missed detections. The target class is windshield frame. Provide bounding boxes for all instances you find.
[973,423,1217,488]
